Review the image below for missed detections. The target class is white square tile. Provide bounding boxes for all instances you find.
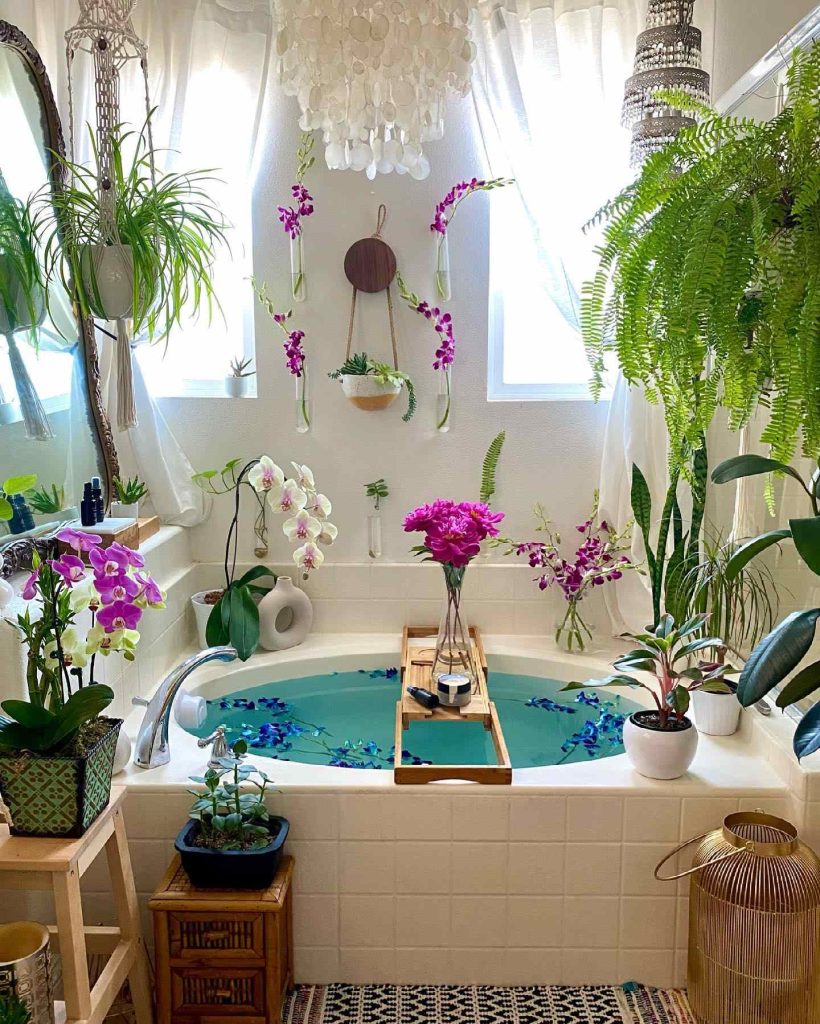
[567,797,624,842]
[339,795,397,839]
[339,948,396,984]
[395,947,454,985]
[450,896,506,947]
[452,796,509,841]
[340,895,395,947]
[507,843,565,895]
[620,897,676,949]
[561,948,618,986]
[290,841,339,894]
[339,842,395,893]
[563,897,619,948]
[675,897,690,948]
[396,895,451,946]
[673,949,688,989]
[452,842,507,893]
[131,839,176,894]
[394,795,451,840]
[620,844,673,896]
[278,793,339,839]
[506,897,563,947]
[623,798,681,842]
[450,948,510,985]
[396,842,452,894]
[294,947,339,984]
[503,949,563,985]
[618,949,674,988]
[565,844,622,895]
[474,566,517,600]
[334,565,372,599]
[681,798,739,838]
[293,895,338,947]
[509,797,566,841]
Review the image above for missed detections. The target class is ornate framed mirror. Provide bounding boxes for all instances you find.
[0,20,118,577]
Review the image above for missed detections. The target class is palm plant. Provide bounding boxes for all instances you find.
[42,115,229,342]
[583,43,820,470]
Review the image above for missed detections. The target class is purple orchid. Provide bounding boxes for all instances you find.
[20,568,40,601]
[94,572,140,606]
[56,527,102,552]
[397,276,457,371]
[135,572,165,608]
[96,599,143,633]
[50,554,86,586]
[89,544,131,577]
[277,183,315,239]
[430,176,514,235]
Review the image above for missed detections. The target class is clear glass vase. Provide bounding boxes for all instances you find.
[434,232,451,300]
[295,370,311,433]
[436,366,452,433]
[554,598,594,653]
[432,564,478,683]
[291,233,307,302]
[367,513,382,559]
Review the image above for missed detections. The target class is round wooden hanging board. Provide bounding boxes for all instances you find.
[344,236,397,293]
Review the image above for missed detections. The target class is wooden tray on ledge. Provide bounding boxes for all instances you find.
[394,626,512,785]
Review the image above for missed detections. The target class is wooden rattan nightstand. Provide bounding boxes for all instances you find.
[149,854,293,1024]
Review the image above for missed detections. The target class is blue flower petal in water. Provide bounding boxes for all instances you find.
[526,696,576,714]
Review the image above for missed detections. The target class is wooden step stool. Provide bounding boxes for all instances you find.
[0,786,153,1024]
[150,855,293,1024]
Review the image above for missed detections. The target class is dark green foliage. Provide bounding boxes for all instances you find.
[365,478,389,510]
[113,475,149,505]
[187,741,272,851]
[0,182,43,340]
[0,995,30,1024]
[480,431,506,505]
[27,483,65,514]
[205,566,277,662]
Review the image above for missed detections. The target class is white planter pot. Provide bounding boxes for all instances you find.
[113,729,132,775]
[622,711,698,780]
[110,501,139,519]
[0,254,45,334]
[692,687,742,736]
[258,576,313,651]
[191,590,222,649]
[225,375,251,398]
[341,374,400,411]
[80,243,135,320]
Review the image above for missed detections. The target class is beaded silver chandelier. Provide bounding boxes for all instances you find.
[622,0,711,167]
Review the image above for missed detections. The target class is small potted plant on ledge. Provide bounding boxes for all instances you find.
[1,527,165,836]
[329,352,416,421]
[564,613,735,779]
[225,356,255,398]
[110,475,148,519]
[176,739,288,889]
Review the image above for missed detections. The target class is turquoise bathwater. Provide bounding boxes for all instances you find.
[188,668,641,770]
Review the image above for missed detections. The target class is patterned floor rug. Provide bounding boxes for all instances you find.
[284,984,696,1024]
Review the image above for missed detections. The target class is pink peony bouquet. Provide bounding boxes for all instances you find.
[404,499,504,569]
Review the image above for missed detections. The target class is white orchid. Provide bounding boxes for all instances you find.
[44,628,89,669]
[294,541,324,573]
[249,456,284,493]
[290,463,315,490]
[268,478,307,514]
[305,491,332,519]
[86,625,140,660]
[283,509,321,543]
[68,577,101,613]
[318,521,338,545]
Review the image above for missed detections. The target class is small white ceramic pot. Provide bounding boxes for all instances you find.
[110,501,139,519]
[80,243,135,320]
[691,685,742,736]
[258,576,313,651]
[341,374,400,411]
[191,590,222,649]
[112,729,132,775]
[225,375,250,398]
[622,711,698,780]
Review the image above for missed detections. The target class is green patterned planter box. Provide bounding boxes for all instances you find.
[0,717,122,838]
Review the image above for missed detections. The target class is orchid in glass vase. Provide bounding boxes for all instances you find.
[397,274,456,432]
[252,279,310,432]
[405,500,504,682]
[277,132,315,302]
[502,495,638,653]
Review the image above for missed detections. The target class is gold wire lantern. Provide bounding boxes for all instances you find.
[656,811,820,1024]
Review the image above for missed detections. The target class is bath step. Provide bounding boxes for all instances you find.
[395,626,512,785]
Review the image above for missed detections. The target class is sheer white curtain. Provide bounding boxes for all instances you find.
[1,0,274,525]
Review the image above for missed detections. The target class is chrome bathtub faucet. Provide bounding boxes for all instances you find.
[133,646,238,769]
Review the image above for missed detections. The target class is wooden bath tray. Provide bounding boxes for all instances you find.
[394,626,512,785]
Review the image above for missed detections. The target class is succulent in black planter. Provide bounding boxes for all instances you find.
[176,740,288,890]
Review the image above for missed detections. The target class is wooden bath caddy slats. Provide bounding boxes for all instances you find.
[394,626,512,785]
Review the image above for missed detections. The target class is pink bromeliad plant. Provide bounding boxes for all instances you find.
[405,500,504,677]
[503,494,638,653]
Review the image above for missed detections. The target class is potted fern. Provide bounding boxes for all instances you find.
[328,352,416,421]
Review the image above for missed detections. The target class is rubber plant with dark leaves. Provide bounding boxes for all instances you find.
[192,458,337,660]
[562,613,736,727]
[4,527,165,752]
[711,454,820,759]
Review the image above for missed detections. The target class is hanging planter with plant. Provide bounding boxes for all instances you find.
[329,353,416,420]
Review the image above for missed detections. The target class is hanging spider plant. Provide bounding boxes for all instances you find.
[41,114,229,342]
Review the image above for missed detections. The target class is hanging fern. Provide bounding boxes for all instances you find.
[582,43,820,468]
[480,431,506,505]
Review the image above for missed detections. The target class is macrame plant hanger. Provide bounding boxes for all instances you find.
[341,205,401,410]
[65,0,156,431]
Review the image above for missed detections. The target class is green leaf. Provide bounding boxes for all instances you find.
[480,431,506,505]
[793,701,820,760]
[737,610,820,707]
[2,474,37,495]
[789,517,820,575]
[656,613,675,638]
[700,679,734,694]
[561,674,643,691]
[775,660,820,708]
[630,464,652,539]
[0,722,52,752]
[674,637,724,659]
[205,597,229,647]
[711,455,805,486]
[49,685,114,746]
[235,565,277,589]
[0,701,54,730]
[725,529,791,580]
[228,585,260,661]
[0,496,12,521]
[667,685,690,715]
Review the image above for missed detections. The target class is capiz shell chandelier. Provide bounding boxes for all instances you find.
[275,0,479,179]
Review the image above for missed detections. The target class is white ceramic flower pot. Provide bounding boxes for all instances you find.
[622,711,698,780]
[110,501,139,519]
[80,243,135,320]
[0,256,45,334]
[341,374,400,411]
[258,576,313,651]
[225,375,250,398]
[191,590,222,649]
[112,729,132,775]
[692,686,742,736]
